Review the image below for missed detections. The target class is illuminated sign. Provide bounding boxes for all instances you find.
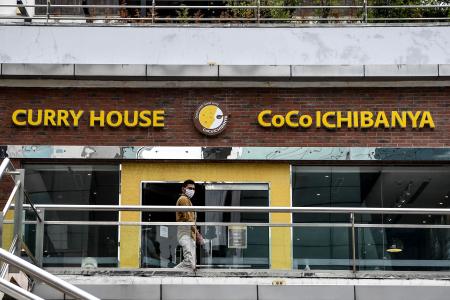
[11,109,165,128]
[257,110,435,129]
[193,102,228,136]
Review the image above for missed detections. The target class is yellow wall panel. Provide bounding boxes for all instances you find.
[2,211,15,251]
[120,162,292,269]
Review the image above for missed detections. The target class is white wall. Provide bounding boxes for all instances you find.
[0,0,18,16]
[0,25,449,65]
[0,0,34,19]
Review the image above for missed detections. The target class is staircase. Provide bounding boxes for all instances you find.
[0,158,99,300]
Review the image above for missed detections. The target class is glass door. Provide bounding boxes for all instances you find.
[199,183,270,269]
[140,182,270,269]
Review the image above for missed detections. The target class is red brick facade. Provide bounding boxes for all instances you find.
[0,87,449,147]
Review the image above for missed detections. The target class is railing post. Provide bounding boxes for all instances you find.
[256,0,260,24]
[35,210,45,268]
[10,169,25,273]
[13,170,25,259]
[194,219,197,270]
[152,0,156,23]
[350,212,356,273]
[363,0,368,23]
[46,0,50,23]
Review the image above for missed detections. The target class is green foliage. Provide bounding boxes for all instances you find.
[222,0,255,21]
[368,0,450,21]
[312,0,346,20]
[260,0,298,20]
[176,5,190,22]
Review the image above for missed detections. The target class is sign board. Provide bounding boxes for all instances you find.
[228,225,247,249]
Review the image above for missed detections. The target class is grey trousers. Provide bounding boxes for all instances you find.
[175,235,196,269]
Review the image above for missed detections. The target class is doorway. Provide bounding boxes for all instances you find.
[140,182,269,268]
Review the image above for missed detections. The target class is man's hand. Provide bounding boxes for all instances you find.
[196,231,205,245]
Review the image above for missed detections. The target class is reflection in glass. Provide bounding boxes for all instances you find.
[358,228,450,271]
[43,225,118,267]
[23,164,120,267]
[292,166,450,271]
[141,182,270,269]
[293,227,351,270]
[200,189,269,269]
[141,225,178,268]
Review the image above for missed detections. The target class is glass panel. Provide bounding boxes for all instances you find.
[23,164,120,267]
[381,167,450,225]
[292,166,383,224]
[358,227,450,271]
[141,182,270,269]
[199,188,269,268]
[292,165,450,271]
[43,225,118,267]
[293,227,352,270]
[141,182,203,268]
[199,225,269,269]
[35,0,120,16]
[142,224,195,268]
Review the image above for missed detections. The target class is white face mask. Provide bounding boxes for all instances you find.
[185,188,195,199]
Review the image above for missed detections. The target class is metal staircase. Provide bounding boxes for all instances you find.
[0,158,100,300]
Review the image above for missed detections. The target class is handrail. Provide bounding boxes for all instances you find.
[23,192,42,223]
[9,220,450,229]
[0,248,100,300]
[0,235,19,279]
[2,180,20,217]
[0,2,449,24]
[0,159,41,222]
[0,277,44,300]
[19,204,450,215]
[0,158,13,180]
[21,241,39,266]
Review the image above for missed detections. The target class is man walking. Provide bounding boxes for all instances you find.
[175,179,203,269]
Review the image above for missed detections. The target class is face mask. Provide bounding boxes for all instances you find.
[185,189,195,199]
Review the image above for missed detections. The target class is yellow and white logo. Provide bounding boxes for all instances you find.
[194,102,228,136]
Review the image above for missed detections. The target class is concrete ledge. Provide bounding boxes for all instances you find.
[292,65,364,77]
[219,65,290,77]
[79,284,160,300]
[75,64,146,77]
[2,79,450,88]
[2,63,74,76]
[355,286,450,300]
[438,64,450,76]
[33,283,161,300]
[33,275,450,300]
[162,284,257,300]
[148,65,218,77]
[365,64,438,77]
[1,63,447,79]
[259,285,354,300]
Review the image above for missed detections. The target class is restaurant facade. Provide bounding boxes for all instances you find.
[1,84,449,271]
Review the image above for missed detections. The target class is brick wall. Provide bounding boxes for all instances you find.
[0,87,449,147]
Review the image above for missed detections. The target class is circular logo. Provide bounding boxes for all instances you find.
[194,102,228,136]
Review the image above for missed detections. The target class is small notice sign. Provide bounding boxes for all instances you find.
[160,225,169,238]
[228,225,247,249]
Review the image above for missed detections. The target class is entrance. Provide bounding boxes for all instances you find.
[141,182,269,268]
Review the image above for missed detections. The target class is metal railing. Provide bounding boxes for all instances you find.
[13,203,450,273]
[0,1,449,24]
[0,248,100,300]
[0,158,100,300]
